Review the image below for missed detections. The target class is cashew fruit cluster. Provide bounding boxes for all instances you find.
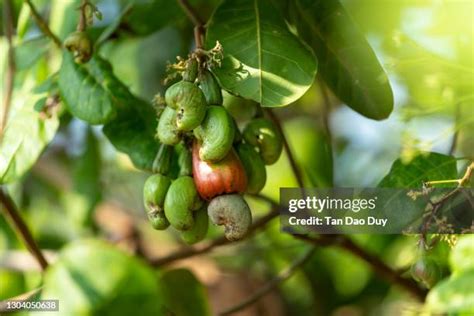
[145,57,284,242]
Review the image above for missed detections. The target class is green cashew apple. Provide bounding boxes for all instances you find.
[177,144,193,177]
[236,143,266,194]
[207,194,252,241]
[152,144,173,175]
[194,106,235,162]
[411,256,442,288]
[64,31,92,63]
[148,211,170,230]
[198,70,222,105]
[181,205,209,244]
[243,118,283,165]
[157,106,181,145]
[182,58,198,82]
[164,176,203,231]
[165,81,207,131]
[143,174,172,230]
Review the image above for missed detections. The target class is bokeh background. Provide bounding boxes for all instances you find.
[1,0,473,315]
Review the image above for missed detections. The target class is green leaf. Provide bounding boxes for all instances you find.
[0,95,59,184]
[378,153,457,188]
[123,0,182,36]
[426,270,474,314]
[450,236,474,274]
[159,269,211,316]
[16,3,31,41]
[103,97,160,170]
[59,53,139,125]
[291,0,393,120]
[206,0,317,107]
[37,239,163,316]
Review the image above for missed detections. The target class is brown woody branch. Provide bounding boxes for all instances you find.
[219,246,316,315]
[24,0,62,47]
[0,188,49,271]
[295,235,428,301]
[265,109,305,188]
[176,0,205,49]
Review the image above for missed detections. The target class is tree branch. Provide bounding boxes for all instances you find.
[150,195,280,266]
[219,246,316,315]
[176,0,204,49]
[448,102,460,156]
[1,0,16,136]
[295,235,428,301]
[0,187,49,271]
[24,0,62,47]
[265,109,305,188]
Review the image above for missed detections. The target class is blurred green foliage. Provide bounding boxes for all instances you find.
[0,0,472,315]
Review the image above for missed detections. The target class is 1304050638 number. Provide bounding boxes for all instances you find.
[2,300,59,311]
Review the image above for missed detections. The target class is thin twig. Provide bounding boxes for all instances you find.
[219,246,316,315]
[448,102,460,156]
[0,187,49,271]
[24,0,62,47]
[265,109,305,188]
[420,161,474,240]
[317,77,332,140]
[1,0,15,136]
[176,0,204,27]
[150,195,280,266]
[176,0,205,49]
[295,235,428,301]
[77,0,88,32]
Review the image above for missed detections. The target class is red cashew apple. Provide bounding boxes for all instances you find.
[192,141,247,200]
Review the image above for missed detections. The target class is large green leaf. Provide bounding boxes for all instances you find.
[375,153,459,232]
[426,270,474,315]
[291,0,393,120]
[36,239,163,316]
[103,97,160,170]
[123,0,182,36]
[206,0,317,107]
[0,95,59,184]
[159,269,211,316]
[58,53,134,125]
[58,53,159,170]
[378,153,457,188]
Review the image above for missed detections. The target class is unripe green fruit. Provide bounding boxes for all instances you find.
[236,143,266,194]
[157,107,181,145]
[222,91,258,122]
[177,144,193,176]
[208,194,252,241]
[148,211,170,230]
[181,205,209,244]
[165,81,207,131]
[182,58,198,82]
[152,144,173,175]
[194,106,235,162]
[243,118,283,165]
[64,31,93,63]
[143,174,172,213]
[198,70,222,105]
[164,176,203,231]
[143,174,172,230]
[411,256,442,288]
